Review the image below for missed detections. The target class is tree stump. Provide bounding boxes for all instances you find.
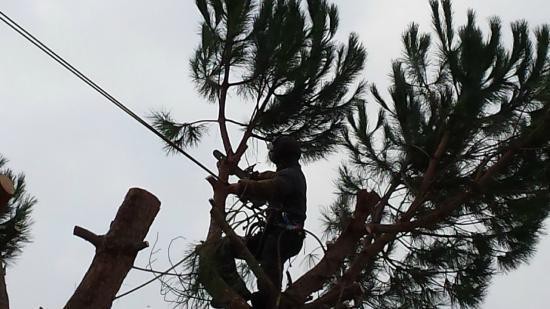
[64,188,160,309]
[0,175,15,211]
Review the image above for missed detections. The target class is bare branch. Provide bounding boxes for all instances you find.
[283,190,381,307]
[209,201,276,295]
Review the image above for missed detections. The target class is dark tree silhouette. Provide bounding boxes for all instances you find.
[152,0,365,307]
[152,0,550,308]
[322,1,550,307]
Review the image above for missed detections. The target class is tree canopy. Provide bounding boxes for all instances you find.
[151,0,367,307]
[0,155,35,266]
[324,0,550,307]
[153,0,366,161]
[151,0,550,308]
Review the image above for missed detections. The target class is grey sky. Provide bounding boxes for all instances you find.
[0,1,548,308]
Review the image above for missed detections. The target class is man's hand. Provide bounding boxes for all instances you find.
[206,176,242,195]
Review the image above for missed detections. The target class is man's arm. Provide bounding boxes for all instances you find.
[251,170,277,180]
[233,171,293,202]
[210,171,291,202]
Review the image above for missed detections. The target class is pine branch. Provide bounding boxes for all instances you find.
[402,131,451,220]
[283,190,381,306]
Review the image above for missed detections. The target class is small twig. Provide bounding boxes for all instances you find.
[228,78,253,87]
[132,265,181,276]
[186,118,248,127]
[114,255,190,300]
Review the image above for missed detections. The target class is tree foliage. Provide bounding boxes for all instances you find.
[151,0,366,307]
[152,0,366,161]
[150,0,550,308]
[0,155,35,266]
[323,1,550,307]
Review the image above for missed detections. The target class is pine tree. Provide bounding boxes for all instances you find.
[152,0,550,308]
[0,155,35,308]
[321,1,550,308]
[0,155,35,266]
[151,0,366,307]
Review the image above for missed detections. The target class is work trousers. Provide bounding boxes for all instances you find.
[216,227,305,307]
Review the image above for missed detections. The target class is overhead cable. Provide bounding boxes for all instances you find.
[0,10,219,180]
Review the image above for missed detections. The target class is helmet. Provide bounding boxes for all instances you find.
[268,135,301,164]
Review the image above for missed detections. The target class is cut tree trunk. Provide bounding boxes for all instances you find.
[0,175,15,211]
[64,188,160,309]
[0,175,14,309]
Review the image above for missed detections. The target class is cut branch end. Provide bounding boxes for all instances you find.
[73,226,102,247]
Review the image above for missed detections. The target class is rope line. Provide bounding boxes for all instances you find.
[114,255,189,300]
[0,10,219,180]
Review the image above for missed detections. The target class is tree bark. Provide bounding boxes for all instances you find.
[303,113,550,307]
[0,175,15,212]
[282,190,381,307]
[64,188,160,309]
[303,282,363,309]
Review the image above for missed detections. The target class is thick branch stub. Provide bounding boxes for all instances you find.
[132,241,149,251]
[0,175,15,210]
[73,226,150,253]
[73,226,102,248]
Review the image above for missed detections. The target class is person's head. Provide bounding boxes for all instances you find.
[268,135,301,166]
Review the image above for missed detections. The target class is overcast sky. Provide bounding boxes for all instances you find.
[1,1,549,308]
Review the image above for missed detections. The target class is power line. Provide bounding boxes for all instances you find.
[0,10,220,180]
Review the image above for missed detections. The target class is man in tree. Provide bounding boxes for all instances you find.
[152,0,365,306]
[153,0,549,307]
[208,135,307,308]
